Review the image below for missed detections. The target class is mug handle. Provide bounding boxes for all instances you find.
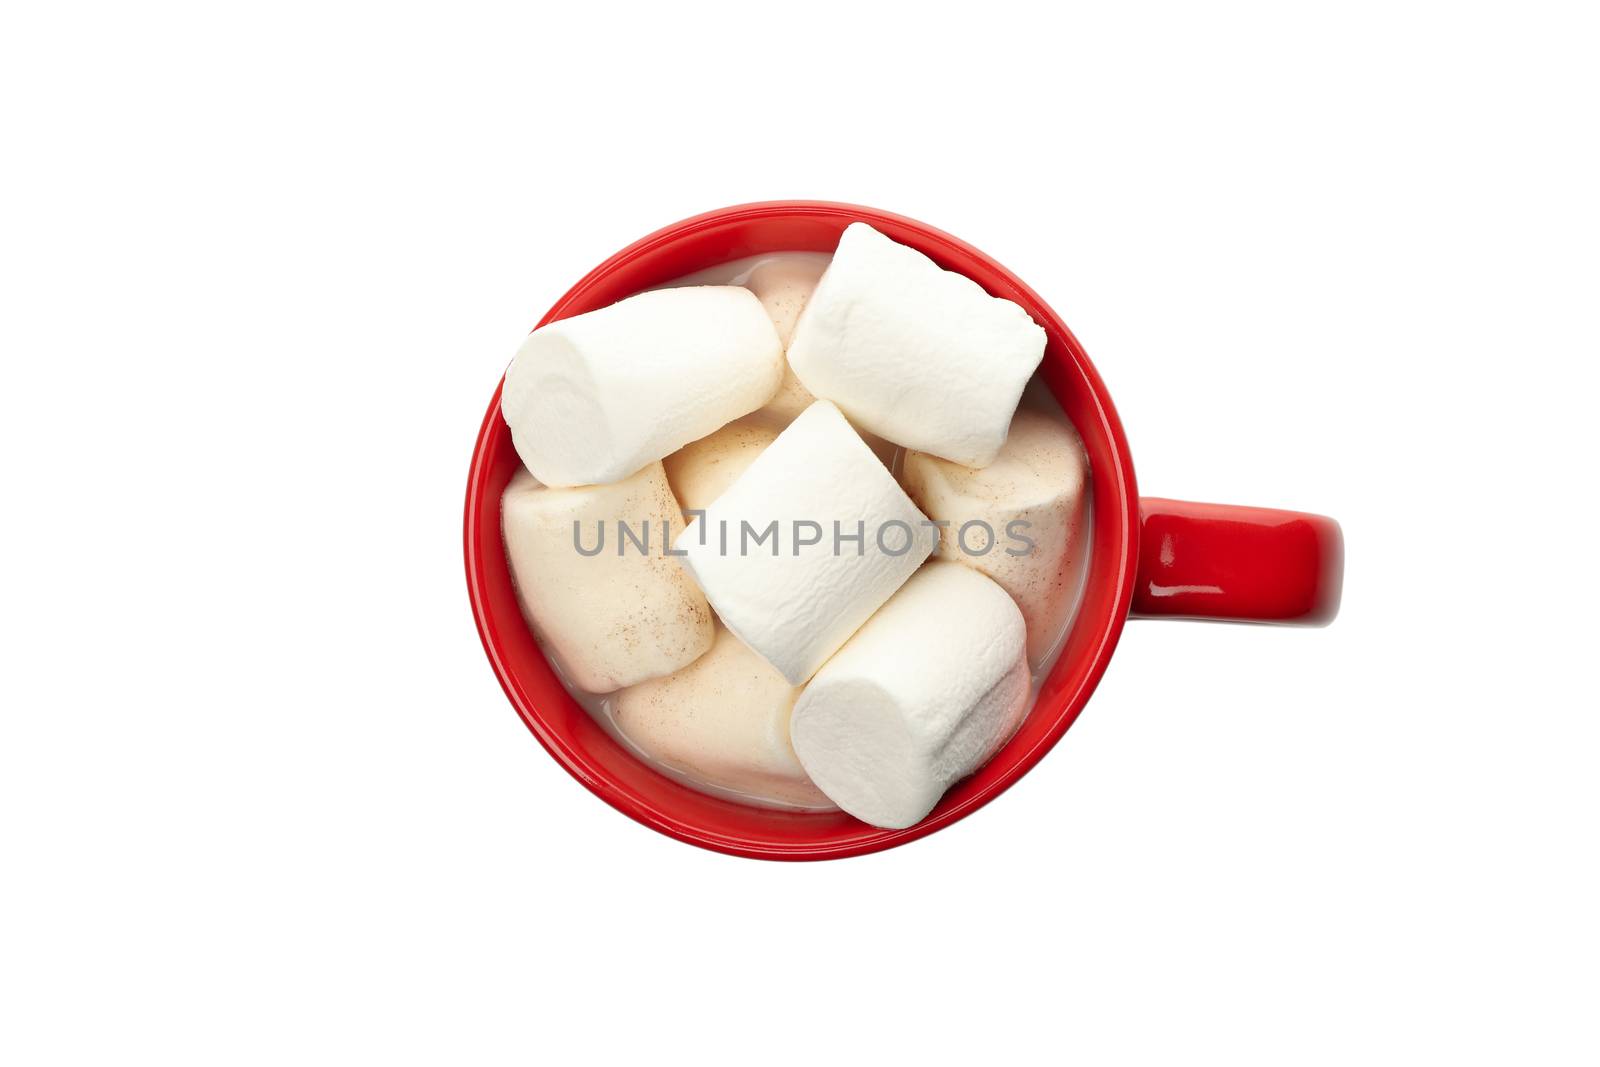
[1130,498,1343,625]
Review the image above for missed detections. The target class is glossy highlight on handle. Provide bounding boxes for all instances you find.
[1131,498,1343,625]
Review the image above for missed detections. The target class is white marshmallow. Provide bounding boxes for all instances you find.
[742,255,899,467]
[788,223,1047,467]
[662,416,779,515]
[675,401,933,685]
[613,626,832,809]
[502,464,713,693]
[745,255,828,425]
[743,403,898,471]
[901,409,1090,666]
[501,286,783,487]
[789,562,1030,829]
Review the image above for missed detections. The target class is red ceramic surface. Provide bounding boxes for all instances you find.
[1132,499,1343,624]
[463,201,1343,860]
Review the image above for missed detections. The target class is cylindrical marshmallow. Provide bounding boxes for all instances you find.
[613,626,832,809]
[787,223,1046,467]
[502,464,713,693]
[789,562,1030,829]
[501,286,783,487]
[900,409,1090,666]
[675,400,933,685]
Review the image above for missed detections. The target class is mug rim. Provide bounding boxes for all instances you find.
[464,200,1140,859]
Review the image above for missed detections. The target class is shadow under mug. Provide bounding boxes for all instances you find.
[464,201,1343,860]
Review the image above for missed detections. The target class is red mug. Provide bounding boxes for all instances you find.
[464,201,1343,860]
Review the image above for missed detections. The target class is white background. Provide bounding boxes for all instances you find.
[3,2,1596,1063]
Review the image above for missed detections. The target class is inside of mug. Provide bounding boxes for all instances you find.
[466,204,1135,857]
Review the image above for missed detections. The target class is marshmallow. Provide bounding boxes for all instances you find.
[675,400,933,685]
[501,286,783,487]
[745,255,828,425]
[789,562,1030,829]
[502,464,713,693]
[788,223,1047,467]
[743,256,897,464]
[613,626,832,809]
[662,416,779,514]
[901,409,1090,666]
